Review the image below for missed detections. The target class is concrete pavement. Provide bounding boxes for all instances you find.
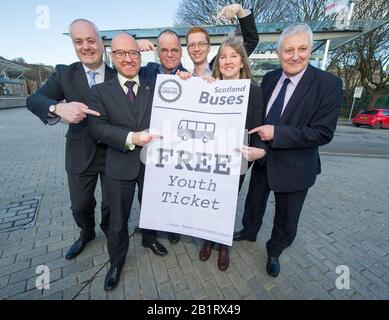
[0,108,388,300]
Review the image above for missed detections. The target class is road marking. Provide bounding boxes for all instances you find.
[321,152,389,159]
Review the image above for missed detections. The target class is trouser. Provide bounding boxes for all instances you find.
[67,145,109,240]
[106,168,144,267]
[242,162,308,258]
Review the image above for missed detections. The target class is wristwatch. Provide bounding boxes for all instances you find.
[49,104,57,116]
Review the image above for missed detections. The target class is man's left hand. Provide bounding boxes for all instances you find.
[249,125,275,142]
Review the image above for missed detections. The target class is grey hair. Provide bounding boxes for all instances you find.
[157,29,182,49]
[69,19,101,42]
[277,23,313,50]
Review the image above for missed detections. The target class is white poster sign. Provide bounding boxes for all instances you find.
[140,75,250,246]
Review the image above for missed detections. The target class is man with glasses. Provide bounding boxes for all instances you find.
[27,19,116,261]
[141,30,188,79]
[139,29,189,249]
[186,3,259,77]
[88,33,162,290]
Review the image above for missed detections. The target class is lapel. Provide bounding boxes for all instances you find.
[137,76,153,126]
[104,64,116,81]
[107,76,138,127]
[280,64,315,124]
[263,69,282,108]
[73,62,91,101]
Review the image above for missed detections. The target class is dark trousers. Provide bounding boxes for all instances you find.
[242,162,308,258]
[67,145,109,240]
[106,168,144,267]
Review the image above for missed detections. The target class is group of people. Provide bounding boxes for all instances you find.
[27,3,342,291]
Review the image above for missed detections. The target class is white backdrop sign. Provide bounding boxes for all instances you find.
[140,75,250,246]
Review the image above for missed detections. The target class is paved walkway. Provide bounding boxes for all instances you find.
[0,108,388,300]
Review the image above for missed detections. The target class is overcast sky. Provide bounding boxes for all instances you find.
[1,0,181,66]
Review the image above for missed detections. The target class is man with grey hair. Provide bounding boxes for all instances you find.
[27,19,116,260]
[234,23,343,277]
[140,29,188,80]
[138,29,188,249]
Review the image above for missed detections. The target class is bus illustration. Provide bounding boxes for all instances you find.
[177,120,216,144]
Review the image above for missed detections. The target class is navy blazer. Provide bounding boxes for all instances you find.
[139,62,188,83]
[260,64,343,193]
[88,75,155,181]
[26,62,116,174]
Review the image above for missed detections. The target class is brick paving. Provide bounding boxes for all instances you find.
[0,108,388,300]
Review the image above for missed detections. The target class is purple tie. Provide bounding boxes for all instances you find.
[125,81,135,103]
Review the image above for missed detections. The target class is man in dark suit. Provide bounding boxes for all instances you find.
[88,33,163,290]
[27,19,115,260]
[234,23,343,277]
[138,29,189,248]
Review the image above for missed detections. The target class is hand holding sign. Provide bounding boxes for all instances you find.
[236,146,266,162]
[133,131,163,147]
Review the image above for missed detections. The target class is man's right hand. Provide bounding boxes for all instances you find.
[54,102,100,124]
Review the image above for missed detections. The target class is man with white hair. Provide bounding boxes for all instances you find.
[27,19,116,260]
[234,23,343,277]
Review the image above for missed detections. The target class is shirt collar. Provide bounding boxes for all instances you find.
[193,63,211,77]
[158,63,182,75]
[83,62,105,76]
[117,72,140,88]
[280,65,308,87]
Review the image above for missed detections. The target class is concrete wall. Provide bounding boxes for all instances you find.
[0,97,27,109]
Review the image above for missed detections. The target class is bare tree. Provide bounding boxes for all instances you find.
[328,44,361,111]
[175,0,288,26]
[175,0,332,26]
[329,0,389,108]
[286,0,328,21]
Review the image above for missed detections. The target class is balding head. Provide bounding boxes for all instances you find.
[111,33,141,78]
[69,19,104,70]
[157,30,182,74]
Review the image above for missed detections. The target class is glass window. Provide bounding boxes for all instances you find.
[188,122,197,130]
[360,110,377,115]
[206,123,215,132]
[197,122,206,131]
[179,121,187,129]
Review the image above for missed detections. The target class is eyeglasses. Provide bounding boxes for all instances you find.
[159,48,181,55]
[187,42,210,50]
[112,50,140,59]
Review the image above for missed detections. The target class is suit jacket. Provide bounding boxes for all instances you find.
[88,75,155,181]
[26,62,116,174]
[210,12,259,69]
[260,64,343,193]
[247,81,266,150]
[139,62,188,83]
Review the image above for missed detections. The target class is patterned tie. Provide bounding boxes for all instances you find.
[88,71,97,88]
[265,78,291,125]
[125,81,136,103]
